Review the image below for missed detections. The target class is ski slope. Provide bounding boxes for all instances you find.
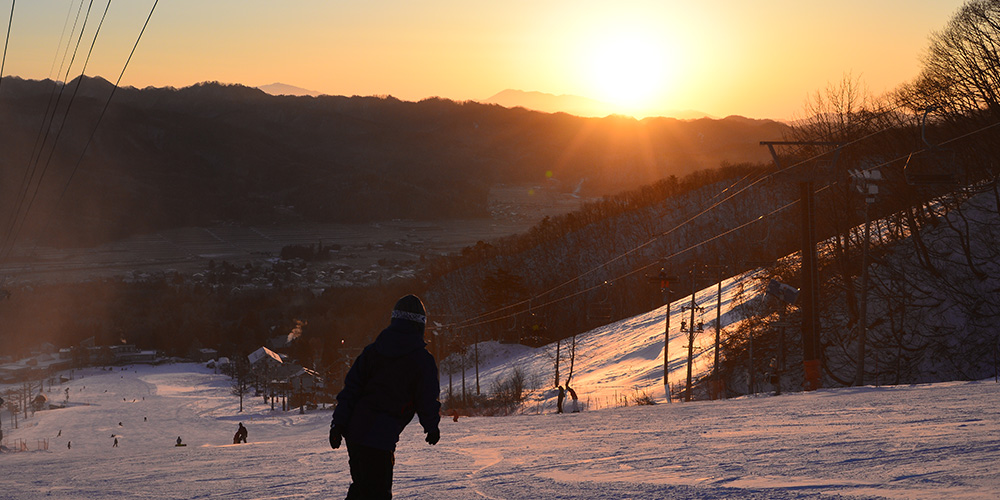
[2,358,999,499]
[446,271,765,410]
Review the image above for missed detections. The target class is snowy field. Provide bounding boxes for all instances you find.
[2,362,999,500]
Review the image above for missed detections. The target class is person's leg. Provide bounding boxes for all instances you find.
[345,443,395,500]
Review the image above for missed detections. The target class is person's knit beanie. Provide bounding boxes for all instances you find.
[391,294,427,325]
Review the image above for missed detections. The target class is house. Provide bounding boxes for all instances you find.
[248,346,284,367]
[32,393,49,411]
[288,367,325,410]
[289,367,324,394]
[189,348,218,362]
[111,345,160,364]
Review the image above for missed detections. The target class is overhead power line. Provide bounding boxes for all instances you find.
[0,0,159,278]
[0,0,14,94]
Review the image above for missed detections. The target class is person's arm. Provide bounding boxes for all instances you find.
[332,349,368,430]
[415,351,442,443]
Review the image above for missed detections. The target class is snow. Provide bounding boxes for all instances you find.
[3,271,999,498]
[3,356,999,499]
[444,271,767,411]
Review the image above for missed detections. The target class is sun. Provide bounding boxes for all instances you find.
[586,33,670,114]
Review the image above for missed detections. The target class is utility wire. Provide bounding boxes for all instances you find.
[451,197,804,330]
[0,0,94,257]
[55,0,159,204]
[0,0,14,94]
[1,0,158,274]
[2,0,110,270]
[49,0,82,80]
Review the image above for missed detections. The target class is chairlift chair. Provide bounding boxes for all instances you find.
[587,281,614,324]
[905,106,960,186]
[904,148,959,186]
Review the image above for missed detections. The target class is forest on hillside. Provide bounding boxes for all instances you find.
[0,76,785,247]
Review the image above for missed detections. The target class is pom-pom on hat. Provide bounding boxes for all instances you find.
[391,294,426,325]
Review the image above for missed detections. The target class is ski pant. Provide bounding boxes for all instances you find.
[345,442,395,500]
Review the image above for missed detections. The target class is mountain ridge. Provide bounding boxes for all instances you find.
[0,76,787,248]
[482,88,714,120]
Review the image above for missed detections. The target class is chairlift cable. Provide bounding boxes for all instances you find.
[2,0,87,246]
[52,0,159,211]
[448,116,1000,331]
[1,0,158,286]
[0,0,96,259]
[1,1,111,273]
[0,0,15,95]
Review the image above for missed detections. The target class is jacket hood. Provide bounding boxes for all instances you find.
[373,319,427,358]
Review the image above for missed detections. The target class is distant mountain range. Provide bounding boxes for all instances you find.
[256,84,711,119]
[482,89,714,120]
[257,82,323,97]
[0,76,787,247]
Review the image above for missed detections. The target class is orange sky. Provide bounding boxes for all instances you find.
[0,0,969,120]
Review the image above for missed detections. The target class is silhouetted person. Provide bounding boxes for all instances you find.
[113,437,118,447]
[557,385,565,414]
[330,294,441,500]
[236,422,247,444]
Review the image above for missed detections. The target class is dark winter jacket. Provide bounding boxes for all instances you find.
[332,318,441,451]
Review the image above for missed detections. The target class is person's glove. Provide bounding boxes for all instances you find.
[425,428,440,445]
[329,424,343,449]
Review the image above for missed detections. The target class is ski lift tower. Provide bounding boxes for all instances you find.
[760,140,844,391]
[648,269,678,402]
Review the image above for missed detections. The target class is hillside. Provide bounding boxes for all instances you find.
[424,157,1000,389]
[0,76,787,247]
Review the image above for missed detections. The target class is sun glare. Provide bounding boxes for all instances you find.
[587,33,669,114]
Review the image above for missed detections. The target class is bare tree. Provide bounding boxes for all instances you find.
[227,356,252,413]
[899,0,1000,121]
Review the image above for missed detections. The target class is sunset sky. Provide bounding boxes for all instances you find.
[1,0,969,120]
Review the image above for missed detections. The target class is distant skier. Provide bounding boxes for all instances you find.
[330,294,441,500]
[235,422,247,444]
[556,385,565,414]
[566,385,579,413]
[113,437,118,447]
[67,441,71,450]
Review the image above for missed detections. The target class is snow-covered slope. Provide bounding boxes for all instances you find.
[444,271,766,410]
[4,338,999,498]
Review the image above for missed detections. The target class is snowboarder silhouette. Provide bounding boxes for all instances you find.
[330,294,441,500]
[234,422,247,444]
[556,386,565,414]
